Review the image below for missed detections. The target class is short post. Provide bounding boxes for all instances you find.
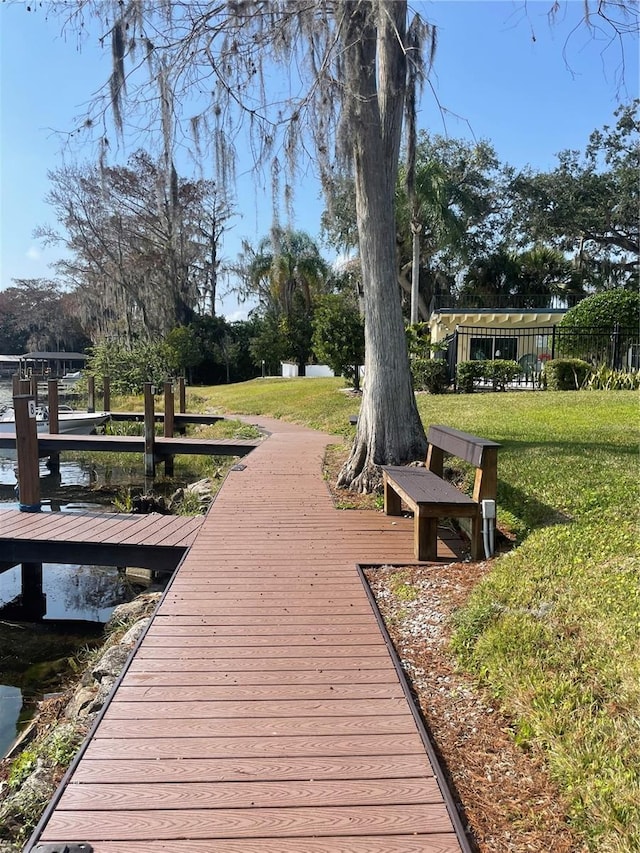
[87,375,95,413]
[46,379,60,474]
[29,376,38,401]
[13,395,41,512]
[143,382,156,478]
[163,380,175,477]
[176,376,187,435]
[103,376,111,411]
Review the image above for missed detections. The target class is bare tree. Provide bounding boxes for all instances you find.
[44,0,639,490]
[38,152,226,341]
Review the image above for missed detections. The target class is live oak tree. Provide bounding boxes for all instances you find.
[508,101,639,290]
[46,0,639,490]
[0,279,90,354]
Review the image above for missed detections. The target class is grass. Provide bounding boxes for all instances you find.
[183,378,639,851]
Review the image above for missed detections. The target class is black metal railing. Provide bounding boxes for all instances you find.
[430,293,586,313]
[445,324,639,388]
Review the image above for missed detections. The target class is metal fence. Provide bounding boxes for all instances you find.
[446,324,639,388]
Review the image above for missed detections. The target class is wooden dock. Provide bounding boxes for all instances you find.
[26,417,470,852]
[0,432,260,458]
[0,509,203,574]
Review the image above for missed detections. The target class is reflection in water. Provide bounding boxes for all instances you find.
[0,686,22,757]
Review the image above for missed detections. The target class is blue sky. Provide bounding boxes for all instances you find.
[0,1,637,319]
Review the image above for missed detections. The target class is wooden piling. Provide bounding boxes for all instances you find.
[46,379,60,474]
[87,375,96,413]
[103,376,111,411]
[178,376,186,413]
[163,381,175,477]
[13,395,41,512]
[143,383,156,478]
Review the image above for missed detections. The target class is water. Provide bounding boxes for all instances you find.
[0,686,22,757]
[0,381,156,755]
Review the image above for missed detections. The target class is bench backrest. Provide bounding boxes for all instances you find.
[425,424,500,505]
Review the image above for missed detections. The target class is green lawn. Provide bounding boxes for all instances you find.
[187,378,638,851]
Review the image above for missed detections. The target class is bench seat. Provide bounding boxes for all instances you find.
[382,466,478,561]
[381,425,500,562]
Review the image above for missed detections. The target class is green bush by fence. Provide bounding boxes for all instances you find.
[411,358,449,394]
[543,358,592,390]
[456,359,521,392]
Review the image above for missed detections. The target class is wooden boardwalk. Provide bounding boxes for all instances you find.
[27,417,469,853]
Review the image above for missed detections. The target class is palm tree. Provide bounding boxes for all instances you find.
[241,228,330,375]
[244,228,329,314]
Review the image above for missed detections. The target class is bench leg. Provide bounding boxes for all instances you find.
[415,509,438,561]
[384,480,403,516]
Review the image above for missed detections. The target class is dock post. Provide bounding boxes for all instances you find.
[13,394,41,512]
[164,380,175,477]
[144,382,156,478]
[87,375,96,413]
[20,562,47,621]
[46,379,60,475]
[103,376,111,411]
[177,377,187,435]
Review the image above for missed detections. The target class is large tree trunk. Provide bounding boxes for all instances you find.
[337,1,427,493]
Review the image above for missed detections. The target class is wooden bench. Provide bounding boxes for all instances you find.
[382,425,500,561]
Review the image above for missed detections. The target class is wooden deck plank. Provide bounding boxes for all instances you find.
[81,734,428,762]
[104,697,408,719]
[95,715,415,738]
[70,753,435,784]
[58,837,461,853]
[57,778,444,810]
[28,416,467,853]
[42,803,454,840]
[123,669,399,686]
[141,632,386,647]
[114,683,404,701]
[146,620,382,634]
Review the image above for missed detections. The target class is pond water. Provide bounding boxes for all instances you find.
[0,381,203,755]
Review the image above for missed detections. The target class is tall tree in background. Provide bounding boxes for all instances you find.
[239,228,329,374]
[509,100,639,290]
[47,0,638,490]
[38,151,230,342]
[0,279,90,353]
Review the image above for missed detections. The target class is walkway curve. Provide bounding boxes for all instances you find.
[27,416,468,853]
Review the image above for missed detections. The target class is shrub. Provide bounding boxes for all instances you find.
[543,358,592,390]
[583,366,640,391]
[411,358,449,394]
[560,289,640,331]
[456,360,520,392]
[483,360,521,391]
[456,360,484,393]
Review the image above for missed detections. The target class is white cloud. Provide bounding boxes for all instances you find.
[26,246,41,261]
